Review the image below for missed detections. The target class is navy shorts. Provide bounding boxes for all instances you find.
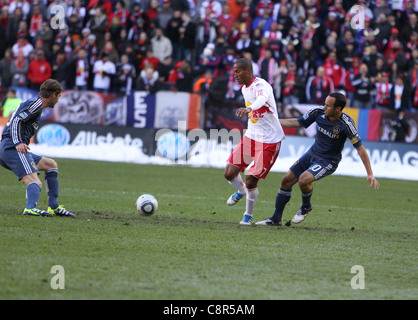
[0,138,42,180]
[290,152,338,181]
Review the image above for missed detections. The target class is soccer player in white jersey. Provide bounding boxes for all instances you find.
[224,58,285,225]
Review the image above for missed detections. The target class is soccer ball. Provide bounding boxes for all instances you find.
[136,194,158,216]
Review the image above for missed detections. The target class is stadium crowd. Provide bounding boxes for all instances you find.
[0,0,418,115]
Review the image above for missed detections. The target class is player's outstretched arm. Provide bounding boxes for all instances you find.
[279,118,301,128]
[355,145,380,189]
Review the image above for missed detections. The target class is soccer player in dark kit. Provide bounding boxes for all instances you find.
[256,92,380,226]
[0,79,75,217]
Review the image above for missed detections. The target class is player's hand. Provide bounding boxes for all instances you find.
[367,175,380,189]
[16,143,30,154]
[236,107,251,118]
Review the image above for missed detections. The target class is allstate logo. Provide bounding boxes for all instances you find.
[156,131,190,160]
[37,124,70,146]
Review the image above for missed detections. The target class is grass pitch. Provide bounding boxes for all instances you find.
[0,159,416,300]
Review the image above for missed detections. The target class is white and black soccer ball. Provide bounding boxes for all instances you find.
[136,194,158,216]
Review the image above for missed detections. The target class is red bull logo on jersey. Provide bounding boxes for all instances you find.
[247,101,273,124]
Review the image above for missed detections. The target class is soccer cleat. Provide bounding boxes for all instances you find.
[255,218,282,226]
[23,208,54,217]
[227,191,245,206]
[292,205,312,224]
[239,213,253,225]
[48,205,75,217]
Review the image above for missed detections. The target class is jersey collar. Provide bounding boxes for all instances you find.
[245,76,256,88]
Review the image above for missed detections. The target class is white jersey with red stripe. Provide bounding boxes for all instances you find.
[241,76,285,144]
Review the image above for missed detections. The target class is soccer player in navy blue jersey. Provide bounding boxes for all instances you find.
[0,79,75,217]
[256,92,380,226]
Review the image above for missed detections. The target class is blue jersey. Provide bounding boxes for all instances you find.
[298,106,362,163]
[1,96,43,146]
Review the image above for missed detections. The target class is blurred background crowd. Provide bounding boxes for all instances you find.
[0,0,418,119]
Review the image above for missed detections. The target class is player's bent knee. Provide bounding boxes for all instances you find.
[298,172,315,189]
[224,165,239,181]
[281,173,298,189]
[38,157,58,171]
[21,173,42,188]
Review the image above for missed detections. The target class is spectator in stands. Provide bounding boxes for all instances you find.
[0,88,22,117]
[389,74,410,111]
[391,109,410,142]
[158,0,173,30]
[51,51,68,89]
[68,48,89,90]
[288,0,305,25]
[296,38,316,86]
[255,0,273,18]
[66,0,86,30]
[128,17,145,44]
[235,30,254,55]
[323,51,344,90]
[276,3,293,36]
[28,5,43,41]
[408,59,418,111]
[351,63,375,109]
[116,54,136,95]
[144,0,160,29]
[263,22,282,60]
[178,11,197,63]
[140,49,159,70]
[151,27,173,62]
[375,72,392,110]
[193,69,213,98]
[200,0,222,19]
[252,7,274,34]
[137,63,159,93]
[340,42,356,71]
[242,51,259,77]
[175,60,204,92]
[281,38,299,66]
[10,50,29,87]
[238,6,252,34]
[225,0,245,20]
[168,60,183,86]
[218,4,235,35]
[281,61,304,105]
[27,50,52,91]
[0,48,13,88]
[11,35,33,58]
[258,47,278,87]
[113,0,130,28]
[100,40,119,64]
[305,66,334,105]
[400,13,418,45]
[157,55,173,83]
[108,15,123,47]
[373,0,392,21]
[92,52,116,93]
[165,9,182,61]
[87,6,108,51]
[5,6,22,45]
[199,42,221,74]
[197,5,218,52]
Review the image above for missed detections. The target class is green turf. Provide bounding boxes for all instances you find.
[0,159,416,300]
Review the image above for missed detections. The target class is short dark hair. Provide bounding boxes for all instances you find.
[234,58,253,72]
[39,79,63,98]
[329,92,346,110]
